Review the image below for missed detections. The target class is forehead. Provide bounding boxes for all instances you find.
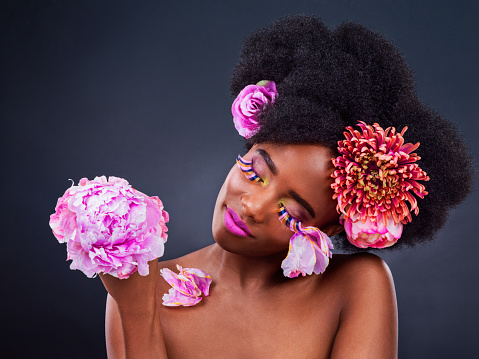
[252,142,335,178]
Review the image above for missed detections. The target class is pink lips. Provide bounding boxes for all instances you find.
[224,206,252,237]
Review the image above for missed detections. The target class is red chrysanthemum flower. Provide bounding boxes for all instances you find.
[331,121,429,226]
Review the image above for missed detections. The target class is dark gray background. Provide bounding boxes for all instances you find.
[1,0,477,358]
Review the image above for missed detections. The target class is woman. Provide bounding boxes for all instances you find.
[100,16,473,358]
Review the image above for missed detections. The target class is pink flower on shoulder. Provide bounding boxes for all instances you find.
[160,265,212,307]
[49,176,169,279]
[342,213,403,249]
[281,230,333,278]
[232,80,277,138]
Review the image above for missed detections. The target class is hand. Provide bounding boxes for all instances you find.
[100,259,159,313]
[101,260,167,358]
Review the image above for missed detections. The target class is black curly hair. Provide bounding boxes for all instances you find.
[231,15,474,251]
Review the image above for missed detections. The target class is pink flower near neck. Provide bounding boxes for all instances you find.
[231,80,277,138]
[281,229,333,278]
[160,265,212,306]
[342,213,403,249]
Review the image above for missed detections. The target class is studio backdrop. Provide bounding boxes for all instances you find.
[1,1,478,358]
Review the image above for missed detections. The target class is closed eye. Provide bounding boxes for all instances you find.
[236,155,264,183]
[276,203,302,232]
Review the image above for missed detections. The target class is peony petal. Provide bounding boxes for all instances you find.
[162,288,202,307]
[312,247,329,275]
[160,268,198,297]
[160,265,212,306]
[183,268,213,296]
[386,217,403,239]
[281,233,316,278]
[345,212,403,248]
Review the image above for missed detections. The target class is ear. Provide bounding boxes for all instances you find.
[321,223,344,237]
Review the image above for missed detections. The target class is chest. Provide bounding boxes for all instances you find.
[157,284,341,359]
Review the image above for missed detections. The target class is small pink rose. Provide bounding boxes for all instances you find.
[231,81,277,139]
[49,176,169,279]
[342,213,403,249]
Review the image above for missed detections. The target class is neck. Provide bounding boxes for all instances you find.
[207,244,288,292]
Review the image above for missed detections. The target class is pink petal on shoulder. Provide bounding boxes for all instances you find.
[160,265,213,306]
[162,288,202,307]
[160,268,189,293]
[183,268,213,296]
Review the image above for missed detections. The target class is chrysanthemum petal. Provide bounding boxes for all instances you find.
[331,121,429,243]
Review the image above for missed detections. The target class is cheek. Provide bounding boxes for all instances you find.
[214,166,242,208]
[255,213,297,254]
[219,163,239,189]
[268,226,295,249]
[212,165,294,256]
[309,181,340,229]
[212,166,242,234]
[322,189,341,225]
[225,165,246,193]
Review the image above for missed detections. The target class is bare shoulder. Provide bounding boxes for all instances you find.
[156,245,216,292]
[157,244,215,271]
[330,252,392,272]
[326,252,394,293]
[326,253,398,358]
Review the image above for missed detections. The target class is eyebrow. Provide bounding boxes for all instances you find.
[257,149,277,175]
[256,148,316,218]
[289,190,316,219]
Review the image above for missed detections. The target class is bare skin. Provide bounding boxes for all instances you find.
[102,144,398,358]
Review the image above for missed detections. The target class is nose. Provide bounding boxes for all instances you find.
[241,187,275,223]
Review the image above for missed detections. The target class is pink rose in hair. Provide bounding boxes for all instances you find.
[342,213,403,249]
[49,176,169,279]
[231,80,277,138]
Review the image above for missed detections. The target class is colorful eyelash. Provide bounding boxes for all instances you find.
[277,204,332,256]
[275,204,302,233]
[236,155,262,183]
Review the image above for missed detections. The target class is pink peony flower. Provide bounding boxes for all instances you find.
[231,80,277,138]
[342,213,403,249]
[160,265,212,306]
[49,176,169,279]
[281,229,333,278]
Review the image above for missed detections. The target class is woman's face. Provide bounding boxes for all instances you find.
[212,143,341,258]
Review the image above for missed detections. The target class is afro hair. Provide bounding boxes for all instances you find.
[231,15,474,251]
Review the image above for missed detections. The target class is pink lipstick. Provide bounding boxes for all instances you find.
[224,206,252,237]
